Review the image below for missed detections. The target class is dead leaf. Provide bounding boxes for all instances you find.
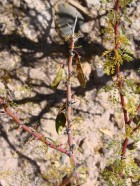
[76,59,86,88]
[99,128,113,138]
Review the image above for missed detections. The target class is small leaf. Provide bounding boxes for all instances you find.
[76,59,86,88]
[55,112,66,134]
[135,87,140,94]
[51,67,63,89]
[115,50,123,64]
[65,34,71,41]
[102,50,111,56]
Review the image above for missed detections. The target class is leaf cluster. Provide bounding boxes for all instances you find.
[102,47,134,75]
[99,81,120,104]
[102,157,140,186]
[121,79,139,116]
[119,0,134,8]
[102,49,123,75]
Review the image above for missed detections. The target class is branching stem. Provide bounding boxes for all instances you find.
[114,0,140,159]
[0,98,70,156]
[114,0,129,157]
[66,14,78,166]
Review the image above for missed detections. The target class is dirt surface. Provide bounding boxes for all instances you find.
[0,0,140,185]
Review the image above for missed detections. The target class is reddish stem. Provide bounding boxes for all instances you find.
[67,36,76,165]
[0,98,70,156]
[114,0,129,157]
[59,175,73,186]
[122,137,128,157]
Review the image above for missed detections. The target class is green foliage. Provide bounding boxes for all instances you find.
[102,48,134,75]
[102,157,140,186]
[108,10,120,25]
[120,78,139,116]
[102,0,135,76]
[123,157,140,178]
[102,139,140,185]
[102,49,124,75]
[99,81,120,104]
[55,112,66,134]
[101,160,126,186]
[0,88,7,97]
[102,50,116,75]
[51,67,63,89]
[34,141,48,155]
[102,21,115,43]
[117,34,130,46]
[119,48,134,62]
[41,153,88,185]
[100,0,140,185]
[119,0,134,8]
[125,125,133,137]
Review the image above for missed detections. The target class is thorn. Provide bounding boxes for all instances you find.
[72,13,78,37]
[67,23,72,30]
[69,50,74,56]
[64,128,71,135]
[67,101,72,106]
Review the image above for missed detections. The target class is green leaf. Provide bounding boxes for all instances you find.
[51,67,63,89]
[55,112,66,134]
[115,50,123,64]
[135,87,140,94]
[76,59,86,88]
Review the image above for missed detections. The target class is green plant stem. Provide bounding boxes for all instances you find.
[0,98,70,156]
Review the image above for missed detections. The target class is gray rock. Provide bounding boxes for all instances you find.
[85,0,100,8]
[55,3,84,37]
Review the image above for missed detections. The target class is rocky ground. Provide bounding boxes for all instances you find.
[0,0,140,185]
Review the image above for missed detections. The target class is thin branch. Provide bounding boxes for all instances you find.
[115,1,128,125]
[122,137,128,157]
[133,124,140,133]
[72,13,78,37]
[0,98,70,156]
[114,0,140,158]
[59,175,73,186]
[114,0,129,157]
[66,15,79,166]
